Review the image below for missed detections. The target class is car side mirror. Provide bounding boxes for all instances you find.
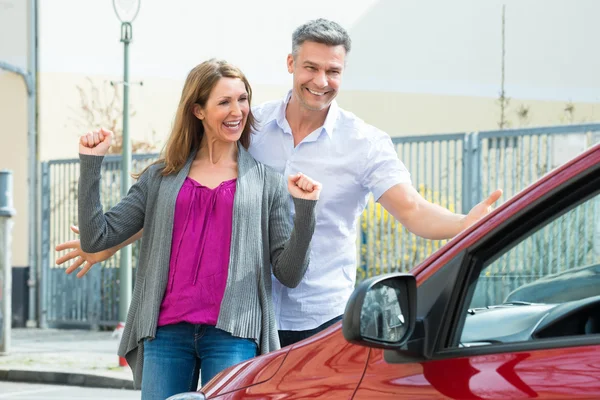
[343,273,417,349]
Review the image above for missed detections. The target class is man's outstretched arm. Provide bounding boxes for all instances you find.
[378,183,502,240]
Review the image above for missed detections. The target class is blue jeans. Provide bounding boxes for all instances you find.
[141,323,258,400]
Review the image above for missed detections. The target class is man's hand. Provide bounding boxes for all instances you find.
[287,172,322,200]
[56,225,116,278]
[79,128,113,156]
[462,189,503,230]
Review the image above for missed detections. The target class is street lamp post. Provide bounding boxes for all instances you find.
[112,0,140,322]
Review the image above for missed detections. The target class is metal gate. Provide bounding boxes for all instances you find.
[40,154,158,328]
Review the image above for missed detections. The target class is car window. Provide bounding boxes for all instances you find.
[458,192,600,347]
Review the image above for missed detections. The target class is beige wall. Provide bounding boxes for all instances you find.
[0,0,30,268]
[39,72,181,160]
[0,73,29,266]
[337,91,599,135]
[39,72,600,164]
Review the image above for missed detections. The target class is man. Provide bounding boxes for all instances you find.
[247,19,500,346]
[56,19,501,348]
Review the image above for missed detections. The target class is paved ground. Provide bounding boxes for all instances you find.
[0,381,140,399]
[0,328,133,389]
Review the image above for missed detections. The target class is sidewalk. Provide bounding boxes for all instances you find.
[0,328,135,390]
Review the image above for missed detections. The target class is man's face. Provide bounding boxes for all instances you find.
[287,41,346,112]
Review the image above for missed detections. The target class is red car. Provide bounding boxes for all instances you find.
[170,142,600,399]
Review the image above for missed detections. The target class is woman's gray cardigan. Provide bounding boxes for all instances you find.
[77,145,317,388]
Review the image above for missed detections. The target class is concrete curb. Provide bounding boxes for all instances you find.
[0,368,135,390]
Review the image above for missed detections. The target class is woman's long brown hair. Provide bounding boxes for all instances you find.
[134,59,255,178]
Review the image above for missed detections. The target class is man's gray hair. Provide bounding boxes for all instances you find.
[292,18,351,57]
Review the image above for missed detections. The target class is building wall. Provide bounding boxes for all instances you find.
[0,74,29,267]
[337,91,598,135]
[0,0,30,269]
[40,72,599,162]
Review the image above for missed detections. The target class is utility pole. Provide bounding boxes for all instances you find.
[112,0,141,322]
[498,4,508,130]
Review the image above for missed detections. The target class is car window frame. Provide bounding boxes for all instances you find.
[436,161,600,359]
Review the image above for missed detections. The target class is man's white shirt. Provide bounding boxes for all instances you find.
[249,91,411,331]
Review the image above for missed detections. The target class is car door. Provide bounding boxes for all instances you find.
[353,145,600,399]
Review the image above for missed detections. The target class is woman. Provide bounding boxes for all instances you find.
[76,59,321,399]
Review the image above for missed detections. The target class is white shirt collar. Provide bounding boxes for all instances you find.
[265,90,339,139]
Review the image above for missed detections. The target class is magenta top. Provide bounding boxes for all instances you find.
[157,176,237,327]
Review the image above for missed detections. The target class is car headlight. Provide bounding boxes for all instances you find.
[165,392,207,400]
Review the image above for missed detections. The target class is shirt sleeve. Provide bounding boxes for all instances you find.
[360,131,412,201]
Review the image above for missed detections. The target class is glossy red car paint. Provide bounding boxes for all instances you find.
[354,344,600,399]
[203,325,369,398]
[201,143,600,399]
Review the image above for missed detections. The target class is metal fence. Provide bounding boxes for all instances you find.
[40,123,600,328]
[357,133,465,281]
[40,154,158,328]
[358,123,600,280]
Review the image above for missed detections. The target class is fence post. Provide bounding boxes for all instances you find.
[462,132,483,214]
[0,170,16,354]
[39,162,50,329]
[469,132,482,210]
[462,133,472,213]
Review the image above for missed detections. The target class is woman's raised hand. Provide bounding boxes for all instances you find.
[287,173,322,201]
[79,128,114,156]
